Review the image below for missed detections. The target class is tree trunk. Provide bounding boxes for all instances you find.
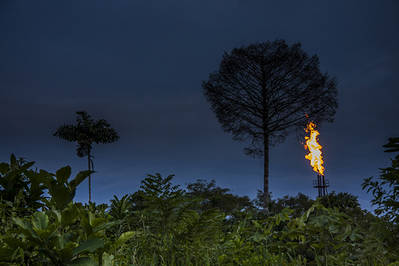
[88,148,91,203]
[263,133,270,210]
[261,69,269,212]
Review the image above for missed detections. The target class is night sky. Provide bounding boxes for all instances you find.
[1,1,398,211]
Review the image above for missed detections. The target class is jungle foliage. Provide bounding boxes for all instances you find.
[0,151,398,265]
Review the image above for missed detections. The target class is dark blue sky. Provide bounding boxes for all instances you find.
[1,0,398,210]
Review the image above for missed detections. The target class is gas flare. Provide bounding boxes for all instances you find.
[304,122,324,175]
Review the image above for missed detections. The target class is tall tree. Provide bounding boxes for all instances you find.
[202,40,338,209]
[53,111,119,202]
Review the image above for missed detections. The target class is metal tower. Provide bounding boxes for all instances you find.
[313,174,329,197]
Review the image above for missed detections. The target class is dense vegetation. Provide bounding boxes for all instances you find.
[0,138,398,265]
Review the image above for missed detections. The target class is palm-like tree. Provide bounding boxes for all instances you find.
[53,111,119,202]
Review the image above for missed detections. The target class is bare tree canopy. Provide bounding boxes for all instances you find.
[202,40,338,209]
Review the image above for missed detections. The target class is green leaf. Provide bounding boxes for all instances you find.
[93,221,117,232]
[72,238,104,257]
[49,183,74,210]
[305,205,315,220]
[0,162,9,174]
[70,170,93,190]
[20,161,35,171]
[250,232,265,243]
[349,231,362,241]
[328,224,339,234]
[61,206,80,227]
[52,209,62,224]
[2,237,24,250]
[56,166,72,184]
[0,247,15,260]
[102,252,114,266]
[12,217,37,240]
[275,214,281,225]
[32,212,49,231]
[13,217,32,232]
[114,231,135,248]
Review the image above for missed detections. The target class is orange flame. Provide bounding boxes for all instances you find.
[304,122,324,175]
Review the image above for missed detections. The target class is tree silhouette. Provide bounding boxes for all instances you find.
[53,111,119,202]
[186,179,252,214]
[202,40,338,210]
[363,137,399,223]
